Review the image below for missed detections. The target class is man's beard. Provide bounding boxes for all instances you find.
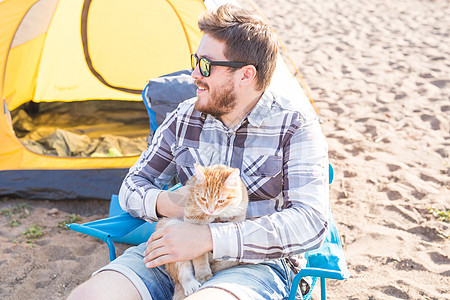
[194,79,236,117]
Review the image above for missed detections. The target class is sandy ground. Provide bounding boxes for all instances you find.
[1,0,449,299]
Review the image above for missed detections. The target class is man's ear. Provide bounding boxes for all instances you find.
[239,65,257,87]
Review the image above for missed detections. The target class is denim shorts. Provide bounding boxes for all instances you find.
[93,242,302,300]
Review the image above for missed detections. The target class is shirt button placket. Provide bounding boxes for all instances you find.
[224,132,234,166]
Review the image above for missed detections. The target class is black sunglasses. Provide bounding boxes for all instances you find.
[190,53,248,77]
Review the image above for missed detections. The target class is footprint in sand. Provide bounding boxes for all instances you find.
[393,258,428,272]
[429,252,450,265]
[412,189,426,200]
[441,105,450,112]
[329,104,345,114]
[353,264,369,273]
[407,226,445,242]
[420,172,443,185]
[363,124,378,139]
[348,145,365,156]
[343,170,357,177]
[435,147,448,158]
[387,164,401,171]
[430,79,450,89]
[381,187,402,200]
[420,114,441,130]
[329,150,346,160]
[381,285,411,299]
[385,204,419,223]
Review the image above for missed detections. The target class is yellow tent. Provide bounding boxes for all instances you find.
[0,0,311,200]
[0,0,205,199]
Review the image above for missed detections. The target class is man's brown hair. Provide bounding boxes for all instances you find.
[198,4,278,91]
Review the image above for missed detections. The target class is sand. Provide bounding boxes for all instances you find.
[1,0,449,299]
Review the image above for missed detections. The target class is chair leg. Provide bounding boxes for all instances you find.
[105,236,117,261]
[288,273,302,300]
[320,277,326,300]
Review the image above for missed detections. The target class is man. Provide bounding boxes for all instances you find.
[68,4,329,300]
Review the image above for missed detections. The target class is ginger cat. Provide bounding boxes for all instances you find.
[157,164,248,300]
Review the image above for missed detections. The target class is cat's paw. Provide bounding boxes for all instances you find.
[182,278,202,296]
[197,272,213,283]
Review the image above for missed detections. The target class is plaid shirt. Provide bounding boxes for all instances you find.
[119,90,329,263]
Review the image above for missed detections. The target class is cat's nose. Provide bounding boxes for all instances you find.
[208,209,215,214]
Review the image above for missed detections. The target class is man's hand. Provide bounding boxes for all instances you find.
[143,222,213,268]
[155,185,191,218]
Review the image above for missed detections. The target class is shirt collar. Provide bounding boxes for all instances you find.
[247,90,275,127]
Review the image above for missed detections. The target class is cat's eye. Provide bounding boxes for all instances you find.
[200,196,207,202]
[218,199,225,204]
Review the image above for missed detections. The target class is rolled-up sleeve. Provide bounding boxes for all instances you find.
[119,110,178,222]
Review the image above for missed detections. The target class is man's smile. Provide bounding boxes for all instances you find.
[195,80,209,94]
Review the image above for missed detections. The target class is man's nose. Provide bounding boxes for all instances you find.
[191,63,203,79]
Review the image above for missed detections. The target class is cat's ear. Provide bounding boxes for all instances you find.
[194,163,206,183]
[224,168,240,188]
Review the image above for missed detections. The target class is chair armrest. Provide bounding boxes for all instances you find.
[66,222,111,243]
[295,267,350,280]
[66,213,147,241]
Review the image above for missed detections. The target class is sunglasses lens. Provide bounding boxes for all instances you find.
[199,58,210,77]
[190,54,197,71]
[190,54,211,77]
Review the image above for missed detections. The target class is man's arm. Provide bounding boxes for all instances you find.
[209,115,329,262]
[155,185,190,218]
[143,221,212,268]
[118,110,180,222]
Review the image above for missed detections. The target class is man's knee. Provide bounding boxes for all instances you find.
[67,271,141,300]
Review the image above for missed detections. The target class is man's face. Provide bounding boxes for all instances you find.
[192,34,237,117]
